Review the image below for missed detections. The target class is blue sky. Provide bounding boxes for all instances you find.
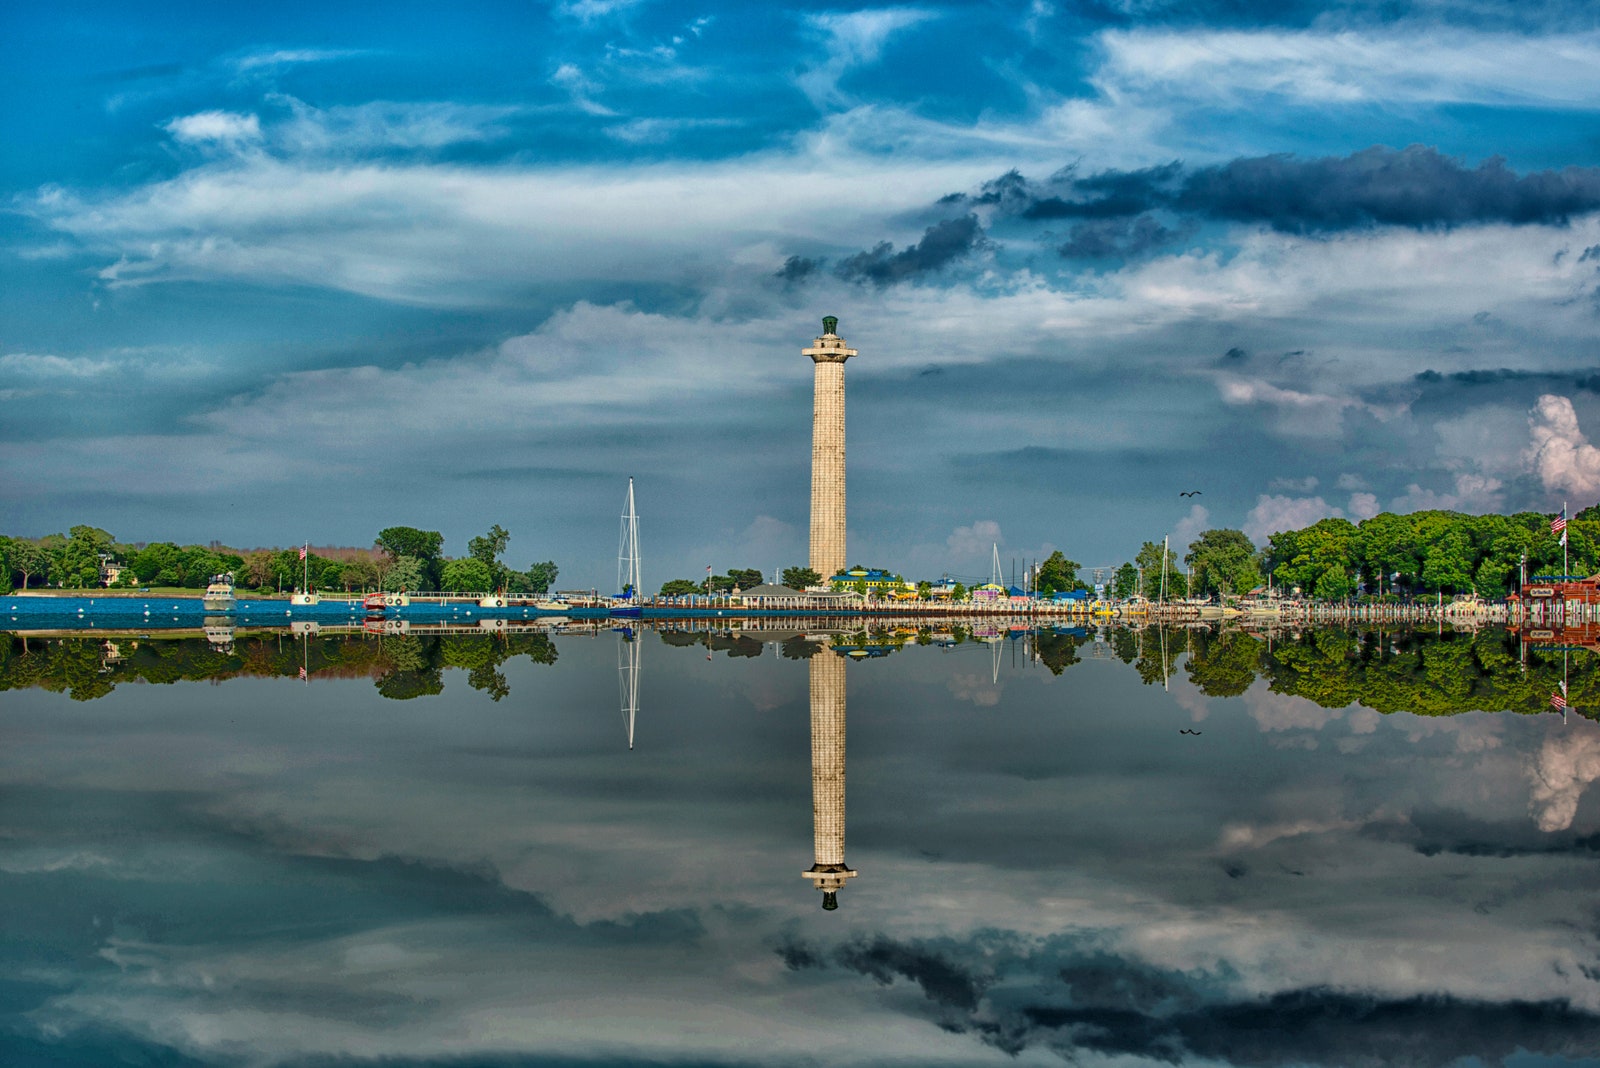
[9,1,1600,586]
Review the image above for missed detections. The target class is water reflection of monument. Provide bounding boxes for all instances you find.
[803,648,857,909]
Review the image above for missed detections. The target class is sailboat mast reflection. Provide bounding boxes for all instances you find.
[617,628,640,750]
[803,648,857,909]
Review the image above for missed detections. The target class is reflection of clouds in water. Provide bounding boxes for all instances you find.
[1217,817,1361,852]
[1245,689,1341,732]
[1171,682,1210,722]
[1397,714,1504,753]
[946,673,1001,707]
[42,917,944,1067]
[13,644,1600,1064]
[1530,724,1600,832]
[1245,689,1505,755]
[742,671,789,713]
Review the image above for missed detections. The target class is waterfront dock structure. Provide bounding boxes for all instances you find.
[804,316,857,582]
[803,649,856,910]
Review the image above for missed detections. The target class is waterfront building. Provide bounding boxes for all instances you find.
[804,317,857,582]
[827,566,911,593]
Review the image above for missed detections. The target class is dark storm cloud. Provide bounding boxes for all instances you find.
[834,216,984,286]
[774,254,823,284]
[955,147,1600,243]
[1058,215,1189,259]
[779,931,1600,1066]
[1413,368,1551,385]
[1182,147,1600,231]
[1410,366,1600,399]
[1022,162,1185,220]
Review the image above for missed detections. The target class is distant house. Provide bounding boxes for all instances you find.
[100,563,128,586]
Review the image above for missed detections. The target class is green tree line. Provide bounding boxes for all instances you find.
[1104,505,1588,603]
[0,523,559,596]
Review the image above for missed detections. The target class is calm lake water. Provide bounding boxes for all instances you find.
[4,622,1600,1067]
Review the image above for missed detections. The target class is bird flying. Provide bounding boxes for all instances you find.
[1180,490,1202,497]
[1179,728,1202,735]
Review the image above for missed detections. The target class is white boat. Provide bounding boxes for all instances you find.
[202,574,237,612]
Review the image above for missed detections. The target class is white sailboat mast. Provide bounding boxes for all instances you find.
[617,477,642,598]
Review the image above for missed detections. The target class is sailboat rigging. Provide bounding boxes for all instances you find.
[613,477,643,619]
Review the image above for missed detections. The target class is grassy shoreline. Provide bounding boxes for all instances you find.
[7,588,297,600]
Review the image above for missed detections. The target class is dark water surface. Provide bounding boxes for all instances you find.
[4,623,1600,1066]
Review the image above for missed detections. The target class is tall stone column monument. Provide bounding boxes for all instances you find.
[804,316,857,581]
[803,649,856,910]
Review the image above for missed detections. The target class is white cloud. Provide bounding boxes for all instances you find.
[731,516,800,576]
[946,520,1003,561]
[1388,472,1505,514]
[1269,475,1318,492]
[1171,503,1208,551]
[550,63,616,116]
[1347,492,1380,520]
[1526,394,1600,501]
[798,8,937,108]
[1243,495,1343,543]
[270,96,523,152]
[0,352,117,377]
[234,48,366,72]
[162,110,261,145]
[557,0,647,22]
[1097,27,1600,109]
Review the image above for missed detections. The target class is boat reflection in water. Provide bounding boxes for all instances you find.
[803,647,857,909]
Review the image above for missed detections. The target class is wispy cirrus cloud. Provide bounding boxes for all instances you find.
[798,8,938,108]
[233,47,368,72]
[1096,27,1600,108]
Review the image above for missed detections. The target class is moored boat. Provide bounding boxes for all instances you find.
[202,574,237,612]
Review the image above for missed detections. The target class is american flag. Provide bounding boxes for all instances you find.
[298,666,307,681]
[1553,510,1567,536]
[1552,690,1568,711]
[299,544,308,560]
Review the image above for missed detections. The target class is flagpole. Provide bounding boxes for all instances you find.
[1564,501,1569,579]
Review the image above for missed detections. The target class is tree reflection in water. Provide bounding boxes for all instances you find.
[1,623,1592,720]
